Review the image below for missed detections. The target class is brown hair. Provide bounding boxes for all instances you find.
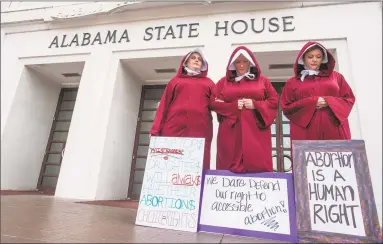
[303,45,325,59]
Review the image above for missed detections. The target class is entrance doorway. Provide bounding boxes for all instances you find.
[37,88,78,193]
[127,82,292,199]
[271,82,292,173]
[128,85,164,200]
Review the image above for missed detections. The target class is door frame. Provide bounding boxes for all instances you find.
[127,85,166,200]
[36,87,78,193]
[272,82,291,172]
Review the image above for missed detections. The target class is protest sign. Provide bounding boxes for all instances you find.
[293,140,382,243]
[198,170,297,243]
[135,136,204,232]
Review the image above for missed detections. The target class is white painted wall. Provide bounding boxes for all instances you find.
[95,63,142,200]
[347,6,382,224]
[55,50,118,200]
[1,67,61,190]
[1,1,381,225]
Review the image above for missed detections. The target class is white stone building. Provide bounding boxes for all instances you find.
[1,1,381,225]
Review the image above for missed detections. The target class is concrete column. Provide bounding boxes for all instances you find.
[1,67,61,190]
[1,48,24,137]
[55,50,120,200]
[95,63,142,200]
[202,42,233,170]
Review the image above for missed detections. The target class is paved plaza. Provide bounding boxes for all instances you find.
[1,195,286,243]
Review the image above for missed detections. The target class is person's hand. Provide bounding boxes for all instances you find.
[238,99,244,110]
[243,99,255,109]
[215,98,224,103]
[316,97,328,108]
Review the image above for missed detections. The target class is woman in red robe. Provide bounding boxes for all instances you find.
[211,46,278,173]
[149,49,215,170]
[280,41,355,144]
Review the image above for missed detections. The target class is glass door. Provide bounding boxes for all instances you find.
[127,85,166,200]
[37,88,78,193]
[271,82,292,173]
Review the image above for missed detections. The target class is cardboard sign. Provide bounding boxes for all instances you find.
[135,136,205,232]
[292,140,382,243]
[198,170,298,243]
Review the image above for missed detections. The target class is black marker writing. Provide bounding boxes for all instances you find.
[261,215,279,231]
[305,151,353,168]
[313,204,359,228]
[206,176,218,185]
[309,183,355,201]
[244,201,287,227]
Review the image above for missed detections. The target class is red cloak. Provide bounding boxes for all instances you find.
[150,51,215,170]
[280,41,356,144]
[211,46,278,173]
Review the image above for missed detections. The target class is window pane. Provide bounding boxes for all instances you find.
[141,111,156,121]
[133,183,142,195]
[271,137,276,148]
[283,137,290,148]
[282,123,290,135]
[50,143,64,151]
[271,124,276,134]
[63,91,77,100]
[47,154,61,163]
[143,100,160,110]
[137,146,149,156]
[272,151,278,172]
[135,158,147,169]
[53,132,68,140]
[42,177,58,187]
[58,111,73,120]
[55,122,70,131]
[44,165,61,175]
[140,122,152,132]
[144,89,164,100]
[134,171,144,182]
[60,101,76,110]
[283,150,292,173]
[139,134,150,145]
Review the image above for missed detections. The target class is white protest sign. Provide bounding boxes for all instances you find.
[305,151,366,236]
[135,136,204,232]
[199,171,297,242]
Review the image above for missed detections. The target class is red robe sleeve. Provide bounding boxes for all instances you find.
[149,80,175,136]
[210,78,240,124]
[252,78,278,129]
[324,73,355,124]
[280,79,319,128]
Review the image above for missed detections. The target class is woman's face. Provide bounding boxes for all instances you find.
[303,48,323,70]
[234,54,250,76]
[186,52,203,71]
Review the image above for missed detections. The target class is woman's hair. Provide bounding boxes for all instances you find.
[299,45,330,73]
[182,52,202,74]
[228,66,258,82]
[303,45,325,59]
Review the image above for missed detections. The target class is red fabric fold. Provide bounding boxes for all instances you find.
[280,41,356,149]
[211,46,278,173]
[149,50,215,170]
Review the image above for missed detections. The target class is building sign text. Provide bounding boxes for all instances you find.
[48,16,295,48]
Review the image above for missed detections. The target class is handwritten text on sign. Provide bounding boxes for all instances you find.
[135,136,204,232]
[305,151,366,236]
[199,175,291,235]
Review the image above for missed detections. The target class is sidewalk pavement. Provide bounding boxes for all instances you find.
[1,195,286,243]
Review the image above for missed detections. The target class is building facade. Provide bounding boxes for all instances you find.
[1,1,381,225]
